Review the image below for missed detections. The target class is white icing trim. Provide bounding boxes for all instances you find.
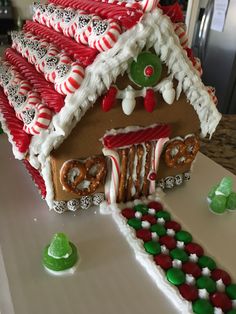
[100,192,193,314]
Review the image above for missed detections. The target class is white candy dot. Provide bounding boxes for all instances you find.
[141,221,151,229]
[148,208,156,215]
[135,211,142,219]
[186,274,196,286]
[151,232,159,241]
[189,253,198,263]
[167,229,175,236]
[177,241,185,249]
[202,267,211,276]
[216,279,225,292]
[172,259,182,269]
[214,308,224,314]
[161,245,169,255]
[157,218,165,225]
[198,289,209,300]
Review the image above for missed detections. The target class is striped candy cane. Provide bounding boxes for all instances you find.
[102,148,120,204]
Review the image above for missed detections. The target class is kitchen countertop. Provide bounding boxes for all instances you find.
[200,114,236,175]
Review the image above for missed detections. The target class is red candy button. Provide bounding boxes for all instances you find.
[141,214,157,225]
[165,221,181,232]
[211,269,232,286]
[179,283,198,301]
[210,292,232,311]
[154,254,172,270]
[121,208,135,219]
[159,235,177,250]
[148,201,163,211]
[185,243,204,257]
[136,229,152,242]
[182,262,202,278]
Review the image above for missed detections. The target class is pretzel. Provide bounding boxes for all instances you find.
[118,148,128,203]
[164,139,186,168]
[184,136,200,164]
[60,160,86,192]
[165,136,200,168]
[60,156,107,196]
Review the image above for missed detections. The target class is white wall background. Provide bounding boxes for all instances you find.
[11,0,47,20]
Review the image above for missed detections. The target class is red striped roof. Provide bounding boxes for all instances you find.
[0,88,31,153]
[48,0,143,29]
[24,21,98,66]
[5,48,65,113]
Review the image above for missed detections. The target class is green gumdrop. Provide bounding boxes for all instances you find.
[208,184,219,201]
[210,195,227,214]
[130,52,162,87]
[216,176,233,197]
[48,233,72,258]
[226,192,236,210]
[0,123,3,134]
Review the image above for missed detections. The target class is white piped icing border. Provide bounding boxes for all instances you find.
[100,190,193,314]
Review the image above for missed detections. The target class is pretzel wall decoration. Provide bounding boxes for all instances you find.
[60,156,107,196]
[164,135,200,168]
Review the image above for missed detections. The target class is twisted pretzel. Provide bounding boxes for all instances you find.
[60,156,107,196]
[164,136,200,168]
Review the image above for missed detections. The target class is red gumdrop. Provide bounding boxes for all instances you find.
[182,262,202,278]
[148,201,163,211]
[210,292,232,311]
[185,243,204,257]
[136,229,152,242]
[211,269,232,286]
[144,89,156,113]
[179,284,198,301]
[102,86,117,112]
[165,221,181,232]
[159,235,177,250]
[154,254,172,270]
[121,208,135,219]
[141,214,157,225]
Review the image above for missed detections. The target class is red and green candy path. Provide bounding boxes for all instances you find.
[121,201,236,314]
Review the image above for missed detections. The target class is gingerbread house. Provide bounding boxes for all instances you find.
[0,0,221,213]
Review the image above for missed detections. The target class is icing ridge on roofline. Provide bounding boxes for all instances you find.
[28,8,221,170]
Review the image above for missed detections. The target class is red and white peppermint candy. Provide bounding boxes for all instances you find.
[22,103,52,135]
[74,13,95,45]
[35,45,60,73]
[55,62,85,95]
[88,18,122,52]
[174,23,188,48]
[15,91,41,120]
[141,0,159,12]
[62,9,80,38]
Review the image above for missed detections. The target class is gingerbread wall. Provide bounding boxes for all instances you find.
[50,68,201,201]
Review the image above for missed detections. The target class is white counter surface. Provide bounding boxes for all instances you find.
[0,134,236,314]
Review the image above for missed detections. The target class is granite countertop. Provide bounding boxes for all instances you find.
[200,114,236,175]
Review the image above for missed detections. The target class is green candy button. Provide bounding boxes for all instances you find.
[227,192,236,211]
[226,284,236,299]
[43,233,78,272]
[150,223,166,236]
[170,248,189,262]
[166,268,185,286]
[196,276,216,293]
[133,204,148,214]
[227,310,236,314]
[156,210,171,221]
[127,218,142,230]
[130,52,162,87]
[144,241,161,255]
[175,230,192,244]
[192,299,214,314]
[198,255,216,270]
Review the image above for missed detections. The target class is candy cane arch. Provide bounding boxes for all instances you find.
[149,137,169,194]
[102,148,120,204]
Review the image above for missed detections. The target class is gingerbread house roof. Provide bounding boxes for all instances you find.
[0,0,221,168]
